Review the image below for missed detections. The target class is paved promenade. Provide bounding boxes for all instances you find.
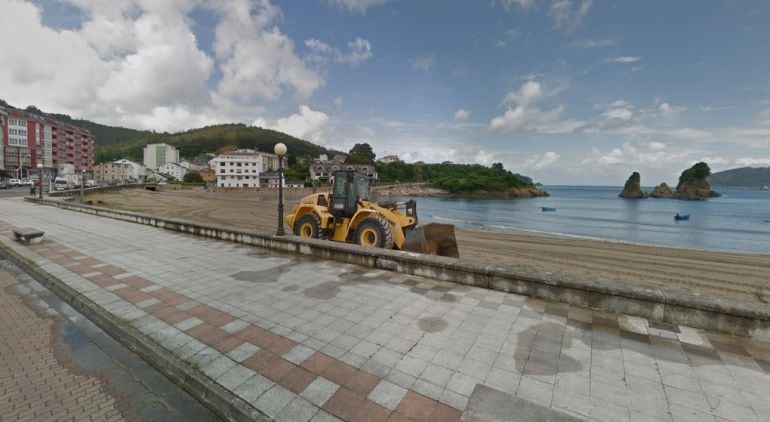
[1,198,769,421]
[0,245,216,420]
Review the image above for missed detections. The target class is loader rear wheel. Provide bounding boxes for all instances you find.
[354,216,394,249]
[293,213,323,238]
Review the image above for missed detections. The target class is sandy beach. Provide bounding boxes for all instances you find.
[83,187,770,303]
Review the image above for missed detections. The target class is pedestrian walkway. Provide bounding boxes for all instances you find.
[0,254,217,421]
[1,198,769,421]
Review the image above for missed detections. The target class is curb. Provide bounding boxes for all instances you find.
[27,197,770,341]
[0,241,270,422]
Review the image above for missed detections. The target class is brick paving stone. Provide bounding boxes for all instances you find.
[321,360,359,386]
[393,391,437,421]
[343,369,381,397]
[322,387,366,421]
[280,366,317,394]
[302,352,337,374]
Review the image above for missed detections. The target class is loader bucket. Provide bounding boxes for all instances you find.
[402,223,460,258]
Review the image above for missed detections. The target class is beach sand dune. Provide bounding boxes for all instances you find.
[85,188,770,303]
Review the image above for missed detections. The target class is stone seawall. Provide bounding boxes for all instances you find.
[28,197,770,341]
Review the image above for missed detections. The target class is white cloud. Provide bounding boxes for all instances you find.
[647,142,666,151]
[734,157,770,167]
[213,0,323,102]
[410,53,436,74]
[659,102,687,114]
[502,81,543,107]
[523,151,560,170]
[607,56,641,63]
[499,0,536,10]
[254,105,330,144]
[573,38,617,49]
[0,0,340,132]
[305,37,373,66]
[333,97,344,106]
[474,150,495,166]
[490,81,571,134]
[453,108,470,122]
[324,0,390,14]
[549,0,592,31]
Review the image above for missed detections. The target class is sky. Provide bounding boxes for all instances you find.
[1,0,770,185]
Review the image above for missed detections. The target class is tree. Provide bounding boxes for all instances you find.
[679,162,711,183]
[183,171,204,183]
[345,143,375,164]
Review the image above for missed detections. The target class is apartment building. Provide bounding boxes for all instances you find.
[93,162,131,184]
[157,162,187,181]
[143,143,180,170]
[210,149,285,188]
[0,105,93,179]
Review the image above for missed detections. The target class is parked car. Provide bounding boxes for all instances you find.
[85,179,97,188]
[0,180,8,189]
[8,179,21,187]
[21,179,33,186]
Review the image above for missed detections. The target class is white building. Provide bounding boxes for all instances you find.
[113,159,147,182]
[157,162,187,181]
[377,155,401,164]
[210,149,285,188]
[143,143,180,170]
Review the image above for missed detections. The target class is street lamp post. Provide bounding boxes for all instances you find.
[36,163,43,199]
[274,143,287,236]
[81,170,86,198]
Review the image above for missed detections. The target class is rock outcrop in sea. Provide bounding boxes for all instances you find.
[649,183,675,198]
[645,162,721,200]
[674,162,721,200]
[619,172,647,199]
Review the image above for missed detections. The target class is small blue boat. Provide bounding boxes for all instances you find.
[542,207,556,212]
[674,213,690,221]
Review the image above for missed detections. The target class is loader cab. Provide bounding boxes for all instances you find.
[330,170,369,218]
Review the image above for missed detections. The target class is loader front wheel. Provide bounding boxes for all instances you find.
[354,216,394,249]
[293,213,323,238]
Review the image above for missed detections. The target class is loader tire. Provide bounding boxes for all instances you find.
[293,213,323,238]
[354,215,394,249]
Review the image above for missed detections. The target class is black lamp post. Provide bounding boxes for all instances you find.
[274,143,287,236]
[36,163,43,199]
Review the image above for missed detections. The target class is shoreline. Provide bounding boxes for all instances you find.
[82,187,770,302]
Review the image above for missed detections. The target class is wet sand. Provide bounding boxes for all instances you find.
[84,187,770,302]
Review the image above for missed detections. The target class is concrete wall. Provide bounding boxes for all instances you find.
[28,197,770,341]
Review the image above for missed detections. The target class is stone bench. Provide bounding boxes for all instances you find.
[13,227,45,245]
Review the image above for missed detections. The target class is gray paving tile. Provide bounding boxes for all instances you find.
[301,377,339,407]
[367,380,407,410]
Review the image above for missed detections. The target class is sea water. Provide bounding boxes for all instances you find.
[403,186,770,255]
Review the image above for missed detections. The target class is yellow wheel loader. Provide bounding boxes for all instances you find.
[285,170,459,257]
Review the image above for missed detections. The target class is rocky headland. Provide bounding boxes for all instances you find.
[372,183,548,198]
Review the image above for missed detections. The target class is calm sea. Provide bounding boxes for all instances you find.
[403,186,770,255]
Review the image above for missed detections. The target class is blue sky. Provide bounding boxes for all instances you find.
[2,0,770,184]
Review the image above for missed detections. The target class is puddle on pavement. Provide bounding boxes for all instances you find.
[303,281,342,299]
[231,262,294,283]
[418,316,449,333]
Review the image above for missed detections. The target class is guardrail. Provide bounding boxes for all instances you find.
[27,197,770,340]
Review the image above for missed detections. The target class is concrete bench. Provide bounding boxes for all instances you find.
[13,227,45,245]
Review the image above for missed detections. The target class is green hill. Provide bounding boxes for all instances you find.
[708,167,770,188]
[94,123,338,164]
